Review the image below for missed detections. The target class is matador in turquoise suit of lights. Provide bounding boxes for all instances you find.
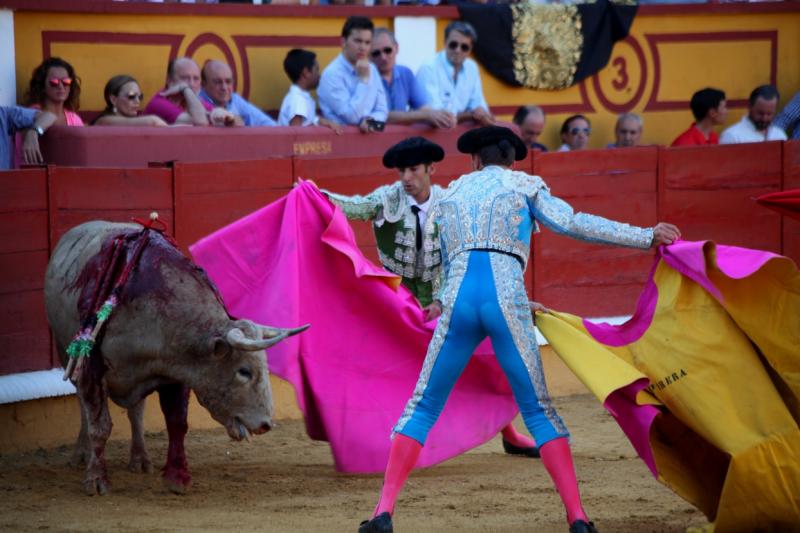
[358,125,681,533]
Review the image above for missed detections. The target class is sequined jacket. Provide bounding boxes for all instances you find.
[435,166,654,271]
[324,182,444,293]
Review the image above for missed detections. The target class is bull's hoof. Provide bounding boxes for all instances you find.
[162,467,192,495]
[127,455,154,474]
[83,476,110,496]
[164,480,189,495]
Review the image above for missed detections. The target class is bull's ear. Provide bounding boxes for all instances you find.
[212,336,231,359]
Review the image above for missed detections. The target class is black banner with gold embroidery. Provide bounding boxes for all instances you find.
[458,0,637,90]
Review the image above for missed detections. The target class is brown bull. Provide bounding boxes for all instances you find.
[44,221,308,495]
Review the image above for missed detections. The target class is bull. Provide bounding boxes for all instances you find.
[44,220,307,495]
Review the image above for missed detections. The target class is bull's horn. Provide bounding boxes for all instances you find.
[226,328,274,352]
[226,323,310,352]
[256,323,311,339]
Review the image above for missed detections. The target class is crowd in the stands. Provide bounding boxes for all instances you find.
[2,15,798,170]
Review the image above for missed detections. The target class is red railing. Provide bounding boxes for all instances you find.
[2,139,797,375]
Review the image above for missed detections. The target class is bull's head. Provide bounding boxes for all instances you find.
[195,319,309,442]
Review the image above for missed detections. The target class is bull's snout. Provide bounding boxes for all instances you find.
[253,421,272,435]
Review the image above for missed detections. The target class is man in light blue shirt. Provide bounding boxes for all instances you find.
[416,21,494,127]
[318,16,388,133]
[199,60,277,127]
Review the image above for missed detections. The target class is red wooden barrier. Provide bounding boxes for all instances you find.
[294,155,396,264]
[658,142,783,252]
[48,166,174,249]
[2,140,796,377]
[39,124,484,168]
[782,141,800,264]
[173,159,294,254]
[531,147,659,316]
[0,170,51,374]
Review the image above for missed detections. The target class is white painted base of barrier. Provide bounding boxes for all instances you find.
[0,368,76,405]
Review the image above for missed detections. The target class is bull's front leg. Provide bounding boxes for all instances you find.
[158,383,191,494]
[74,367,113,496]
[69,396,90,468]
[126,399,154,473]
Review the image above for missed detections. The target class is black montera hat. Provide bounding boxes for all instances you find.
[382,136,445,169]
[457,126,528,161]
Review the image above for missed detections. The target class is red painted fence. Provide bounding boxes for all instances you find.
[1,140,797,375]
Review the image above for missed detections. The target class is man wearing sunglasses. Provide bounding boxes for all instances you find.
[370,28,456,129]
[1,106,56,170]
[558,115,591,152]
[416,21,494,127]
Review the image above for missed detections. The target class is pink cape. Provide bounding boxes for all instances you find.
[190,182,518,473]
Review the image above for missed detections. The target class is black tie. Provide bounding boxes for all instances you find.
[410,205,422,250]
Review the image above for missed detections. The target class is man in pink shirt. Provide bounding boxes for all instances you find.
[144,57,214,126]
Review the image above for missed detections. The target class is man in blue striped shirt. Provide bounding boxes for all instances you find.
[774,91,800,140]
[370,28,455,129]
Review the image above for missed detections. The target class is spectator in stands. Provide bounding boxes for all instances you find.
[720,85,787,144]
[1,106,56,170]
[92,75,168,126]
[370,28,455,128]
[200,60,277,127]
[318,16,388,132]
[774,91,800,140]
[512,105,547,151]
[558,115,591,151]
[22,57,83,127]
[278,49,342,133]
[144,57,212,126]
[16,57,84,167]
[416,21,494,126]
[608,113,643,148]
[671,88,727,146]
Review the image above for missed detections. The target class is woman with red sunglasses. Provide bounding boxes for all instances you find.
[14,57,84,167]
[23,57,84,127]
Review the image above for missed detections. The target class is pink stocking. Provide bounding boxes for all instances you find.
[539,437,588,524]
[501,423,536,448]
[374,434,422,517]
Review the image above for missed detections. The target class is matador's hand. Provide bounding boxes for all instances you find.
[422,300,443,322]
[529,301,550,314]
[652,222,681,247]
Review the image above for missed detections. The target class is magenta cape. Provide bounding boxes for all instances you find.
[537,241,800,529]
[190,182,518,473]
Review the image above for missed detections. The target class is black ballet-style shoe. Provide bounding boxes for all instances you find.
[358,512,393,533]
[502,437,541,458]
[568,519,598,533]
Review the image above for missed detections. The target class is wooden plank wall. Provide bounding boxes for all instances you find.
[173,159,293,255]
[783,142,800,262]
[2,140,798,375]
[531,147,659,317]
[0,170,50,374]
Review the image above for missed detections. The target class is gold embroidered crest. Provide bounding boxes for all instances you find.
[511,3,582,90]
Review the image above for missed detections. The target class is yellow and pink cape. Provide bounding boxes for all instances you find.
[537,240,800,531]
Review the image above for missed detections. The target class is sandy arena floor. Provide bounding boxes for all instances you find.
[0,394,707,533]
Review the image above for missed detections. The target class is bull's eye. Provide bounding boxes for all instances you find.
[236,367,253,381]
